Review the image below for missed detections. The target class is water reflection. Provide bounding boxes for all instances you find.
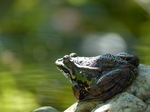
[0,71,39,112]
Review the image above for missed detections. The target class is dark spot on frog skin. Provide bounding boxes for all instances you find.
[55,52,140,101]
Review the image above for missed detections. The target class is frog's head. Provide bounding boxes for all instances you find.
[55,53,78,80]
[55,53,101,83]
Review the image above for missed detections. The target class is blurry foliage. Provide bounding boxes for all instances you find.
[0,0,150,111]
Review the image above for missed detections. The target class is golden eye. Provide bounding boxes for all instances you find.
[63,55,70,63]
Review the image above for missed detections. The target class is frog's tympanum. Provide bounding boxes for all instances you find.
[55,52,139,101]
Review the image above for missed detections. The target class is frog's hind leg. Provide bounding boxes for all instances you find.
[88,68,134,101]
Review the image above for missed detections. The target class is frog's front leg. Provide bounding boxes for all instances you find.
[72,81,90,100]
[86,68,136,101]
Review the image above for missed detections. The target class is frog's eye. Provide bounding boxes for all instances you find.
[63,55,70,62]
[70,53,78,57]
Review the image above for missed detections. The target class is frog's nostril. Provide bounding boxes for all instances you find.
[58,58,62,61]
[55,58,62,65]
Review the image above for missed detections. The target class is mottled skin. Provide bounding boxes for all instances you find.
[55,52,140,101]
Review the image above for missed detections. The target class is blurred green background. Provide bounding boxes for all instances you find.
[0,0,150,112]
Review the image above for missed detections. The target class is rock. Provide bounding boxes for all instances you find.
[93,92,146,112]
[32,106,59,112]
[127,64,150,101]
[64,64,150,112]
[64,101,99,112]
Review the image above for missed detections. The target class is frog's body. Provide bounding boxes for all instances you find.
[55,52,139,101]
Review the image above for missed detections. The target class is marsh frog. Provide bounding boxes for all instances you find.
[55,52,139,101]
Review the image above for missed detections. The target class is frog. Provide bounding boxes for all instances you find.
[55,52,140,101]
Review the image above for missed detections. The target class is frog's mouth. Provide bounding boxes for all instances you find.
[56,63,72,79]
[57,65,69,75]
